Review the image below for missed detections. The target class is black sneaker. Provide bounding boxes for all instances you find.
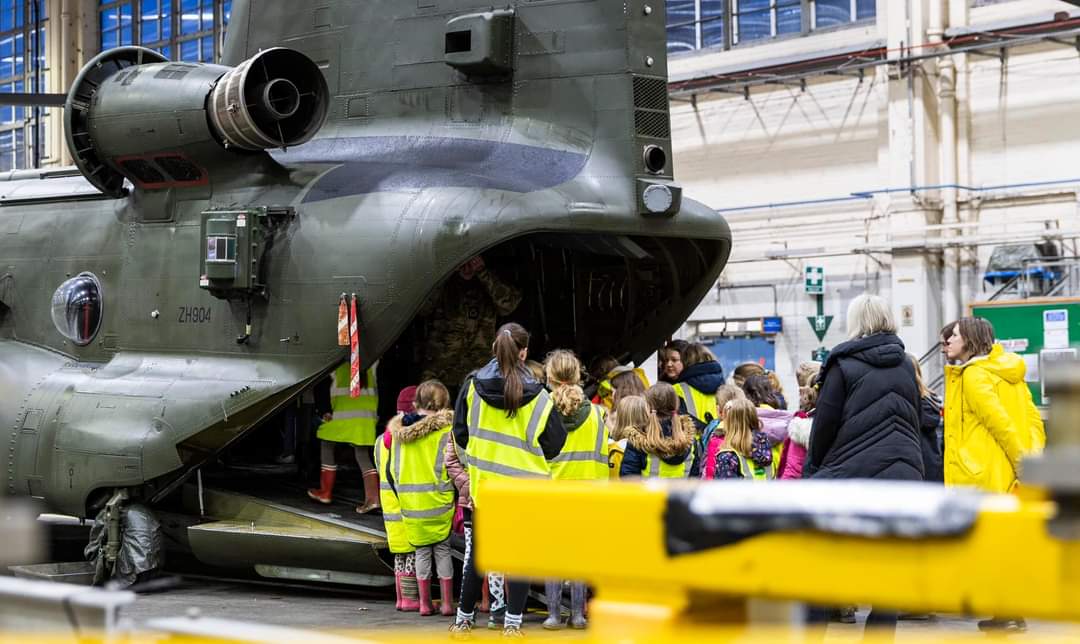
[978,618,1027,633]
[502,625,524,638]
[448,620,474,640]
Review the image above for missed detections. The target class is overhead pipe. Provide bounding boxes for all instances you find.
[713,177,1080,215]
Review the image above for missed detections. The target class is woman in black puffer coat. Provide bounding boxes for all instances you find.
[804,295,924,481]
[804,294,924,634]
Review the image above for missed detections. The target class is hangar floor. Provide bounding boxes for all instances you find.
[120,578,1075,639]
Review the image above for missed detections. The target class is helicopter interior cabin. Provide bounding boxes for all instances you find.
[214,230,727,480]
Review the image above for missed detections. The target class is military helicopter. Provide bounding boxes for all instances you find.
[0,0,731,586]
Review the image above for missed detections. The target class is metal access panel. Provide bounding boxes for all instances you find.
[199,207,293,299]
[200,211,249,291]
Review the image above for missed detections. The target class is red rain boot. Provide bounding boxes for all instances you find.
[306,466,336,504]
[440,577,456,616]
[356,469,382,514]
[399,573,420,612]
[394,574,404,611]
[418,578,436,616]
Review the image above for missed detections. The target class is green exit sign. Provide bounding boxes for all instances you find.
[805,266,824,295]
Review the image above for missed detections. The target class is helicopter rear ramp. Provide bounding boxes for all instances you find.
[178,480,394,586]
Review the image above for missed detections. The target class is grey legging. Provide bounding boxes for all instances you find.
[320,440,375,472]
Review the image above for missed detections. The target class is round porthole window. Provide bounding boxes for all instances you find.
[51,273,103,346]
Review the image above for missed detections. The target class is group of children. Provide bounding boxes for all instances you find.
[604,343,820,485]
[374,333,819,636]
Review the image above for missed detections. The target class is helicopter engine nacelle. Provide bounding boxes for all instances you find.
[64,47,329,198]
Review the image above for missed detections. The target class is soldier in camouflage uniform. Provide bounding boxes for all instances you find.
[421,256,522,391]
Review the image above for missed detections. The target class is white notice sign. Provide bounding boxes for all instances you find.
[1023,354,1040,384]
[1043,309,1070,350]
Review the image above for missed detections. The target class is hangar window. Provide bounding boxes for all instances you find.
[99,0,231,63]
[51,273,103,347]
[0,0,47,172]
[667,0,875,54]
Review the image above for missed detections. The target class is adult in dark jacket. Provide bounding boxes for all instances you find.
[805,296,924,482]
[910,354,944,483]
[804,294,923,634]
[674,343,726,424]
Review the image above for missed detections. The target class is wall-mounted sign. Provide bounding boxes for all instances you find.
[762,316,783,335]
[805,266,824,295]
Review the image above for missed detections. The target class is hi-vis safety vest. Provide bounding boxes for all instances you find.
[375,437,413,555]
[317,363,378,446]
[676,383,719,425]
[392,423,455,547]
[771,443,784,477]
[719,447,774,481]
[608,438,626,480]
[465,382,554,507]
[550,405,609,481]
[645,449,694,479]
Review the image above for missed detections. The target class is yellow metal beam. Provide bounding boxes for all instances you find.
[475,480,1080,627]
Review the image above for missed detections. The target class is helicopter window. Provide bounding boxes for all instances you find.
[445,30,472,54]
[119,159,166,185]
[206,236,237,263]
[51,273,103,347]
[156,156,204,182]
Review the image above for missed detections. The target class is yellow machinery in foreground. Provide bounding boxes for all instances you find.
[477,479,1069,636]
[473,364,1080,641]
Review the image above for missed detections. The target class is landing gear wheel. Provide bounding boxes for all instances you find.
[84,489,165,588]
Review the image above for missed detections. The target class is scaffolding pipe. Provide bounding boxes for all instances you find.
[929,0,961,327]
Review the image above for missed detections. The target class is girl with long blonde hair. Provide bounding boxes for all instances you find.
[714,399,773,480]
[541,350,606,630]
[616,395,695,479]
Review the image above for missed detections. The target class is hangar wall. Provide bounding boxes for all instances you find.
[671,0,1080,397]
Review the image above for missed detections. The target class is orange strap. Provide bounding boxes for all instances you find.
[349,294,360,398]
[337,294,349,347]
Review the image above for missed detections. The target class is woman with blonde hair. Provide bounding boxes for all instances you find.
[804,294,921,634]
[541,350,606,630]
[616,395,695,479]
[806,294,922,481]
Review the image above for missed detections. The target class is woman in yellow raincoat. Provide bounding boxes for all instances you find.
[942,317,1045,495]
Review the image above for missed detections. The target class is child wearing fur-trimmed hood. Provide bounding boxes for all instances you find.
[617,385,699,479]
[776,361,820,480]
[386,380,456,617]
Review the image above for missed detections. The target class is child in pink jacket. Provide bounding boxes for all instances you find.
[777,363,820,479]
[701,385,747,480]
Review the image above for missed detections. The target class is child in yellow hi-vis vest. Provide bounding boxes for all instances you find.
[387,380,456,617]
[543,350,607,630]
[714,399,773,481]
[616,395,695,479]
